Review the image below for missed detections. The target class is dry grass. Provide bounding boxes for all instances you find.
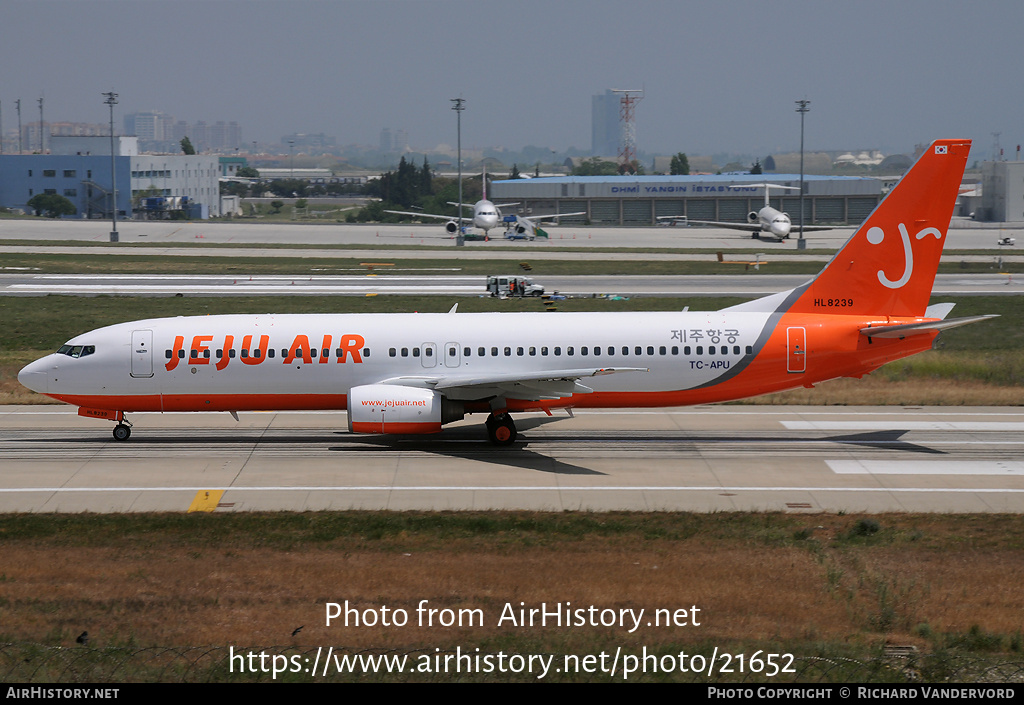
[2,513,1023,656]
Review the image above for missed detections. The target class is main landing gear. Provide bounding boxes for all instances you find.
[485,412,517,446]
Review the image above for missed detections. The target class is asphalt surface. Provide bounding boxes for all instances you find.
[1,406,1022,513]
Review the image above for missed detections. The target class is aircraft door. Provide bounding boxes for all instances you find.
[130,329,154,378]
[787,327,806,373]
[421,343,437,368]
[444,342,461,368]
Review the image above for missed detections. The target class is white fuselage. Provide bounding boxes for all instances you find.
[18,310,780,413]
[757,206,792,239]
[469,199,501,233]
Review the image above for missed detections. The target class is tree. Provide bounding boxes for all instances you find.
[509,164,521,179]
[270,200,284,214]
[670,152,690,175]
[27,193,76,218]
[750,159,763,175]
[180,136,196,155]
[572,157,618,176]
[236,166,259,178]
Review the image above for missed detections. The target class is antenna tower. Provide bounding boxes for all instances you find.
[611,88,643,169]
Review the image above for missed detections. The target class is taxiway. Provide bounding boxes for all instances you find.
[1,405,1021,514]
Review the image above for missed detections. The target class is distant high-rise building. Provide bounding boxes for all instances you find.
[380,128,393,152]
[591,90,620,157]
[124,111,174,142]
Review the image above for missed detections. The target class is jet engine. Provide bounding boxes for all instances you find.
[445,221,459,234]
[347,384,464,435]
[747,211,760,223]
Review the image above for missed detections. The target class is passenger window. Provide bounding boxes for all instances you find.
[733,346,740,355]
[241,349,249,358]
[478,347,485,356]
[216,350,223,359]
[401,348,408,357]
[204,350,210,359]
[389,348,396,357]
[647,346,654,355]
[425,348,432,357]
[622,346,628,355]
[362,348,370,358]
[541,347,548,356]
[554,347,561,356]
[254,349,262,358]
[567,347,575,356]
[178,349,185,359]
[269,349,276,359]
[491,347,498,356]
[165,350,172,359]
[529,347,536,356]
[696,346,703,355]
[746,346,753,354]
[634,346,641,355]
[229,349,236,358]
[684,346,691,355]
[672,346,678,355]
[464,347,471,357]
[517,347,524,356]
[659,346,666,355]
[504,347,511,356]
[581,346,588,356]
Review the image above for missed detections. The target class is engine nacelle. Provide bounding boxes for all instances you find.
[347,384,464,435]
[445,220,459,234]
[747,211,760,223]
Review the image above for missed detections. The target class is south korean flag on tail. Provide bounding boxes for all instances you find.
[935,145,948,154]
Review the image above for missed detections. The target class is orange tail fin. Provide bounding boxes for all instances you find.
[791,139,970,318]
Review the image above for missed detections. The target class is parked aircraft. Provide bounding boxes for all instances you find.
[386,168,581,241]
[19,140,992,445]
[687,183,834,241]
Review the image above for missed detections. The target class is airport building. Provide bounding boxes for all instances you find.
[977,161,1024,222]
[0,136,221,219]
[490,174,882,226]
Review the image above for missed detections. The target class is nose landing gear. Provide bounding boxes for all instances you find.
[113,419,132,441]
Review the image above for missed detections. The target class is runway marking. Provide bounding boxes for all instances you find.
[3,486,1024,494]
[828,460,1024,475]
[187,490,225,512]
[785,421,1024,431]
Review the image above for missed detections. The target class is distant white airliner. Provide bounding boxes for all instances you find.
[687,183,833,241]
[19,140,992,446]
[386,168,581,241]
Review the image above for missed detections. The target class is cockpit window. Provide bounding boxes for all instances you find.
[56,344,95,358]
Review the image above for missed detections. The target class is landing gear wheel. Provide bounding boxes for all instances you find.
[112,424,131,441]
[485,413,517,446]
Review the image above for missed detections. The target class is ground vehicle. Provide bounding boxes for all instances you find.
[486,275,544,297]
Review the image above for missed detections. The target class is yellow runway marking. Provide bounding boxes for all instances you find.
[188,490,225,513]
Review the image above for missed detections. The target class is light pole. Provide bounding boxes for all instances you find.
[289,139,294,180]
[795,99,810,250]
[103,91,119,242]
[451,97,465,247]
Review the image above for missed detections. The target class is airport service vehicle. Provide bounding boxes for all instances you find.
[19,140,994,445]
[685,183,834,241]
[486,276,544,297]
[997,236,1016,246]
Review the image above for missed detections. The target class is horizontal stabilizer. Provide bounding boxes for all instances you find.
[860,315,998,339]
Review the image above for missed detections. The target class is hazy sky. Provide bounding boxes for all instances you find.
[2,0,1021,159]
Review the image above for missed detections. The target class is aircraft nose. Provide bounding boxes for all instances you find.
[18,358,50,394]
[772,222,791,238]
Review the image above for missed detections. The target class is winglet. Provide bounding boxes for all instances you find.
[790,139,971,318]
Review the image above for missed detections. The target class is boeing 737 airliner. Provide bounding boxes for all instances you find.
[19,140,993,444]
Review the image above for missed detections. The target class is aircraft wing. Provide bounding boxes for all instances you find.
[687,220,763,232]
[519,211,586,223]
[687,220,833,232]
[384,209,456,221]
[376,367,647,401]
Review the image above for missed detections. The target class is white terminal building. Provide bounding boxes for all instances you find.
[0,135,221,219]
[490,174,882,226]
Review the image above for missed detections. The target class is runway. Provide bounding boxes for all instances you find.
[1,405,1022,514]
[0,272,1020,297]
